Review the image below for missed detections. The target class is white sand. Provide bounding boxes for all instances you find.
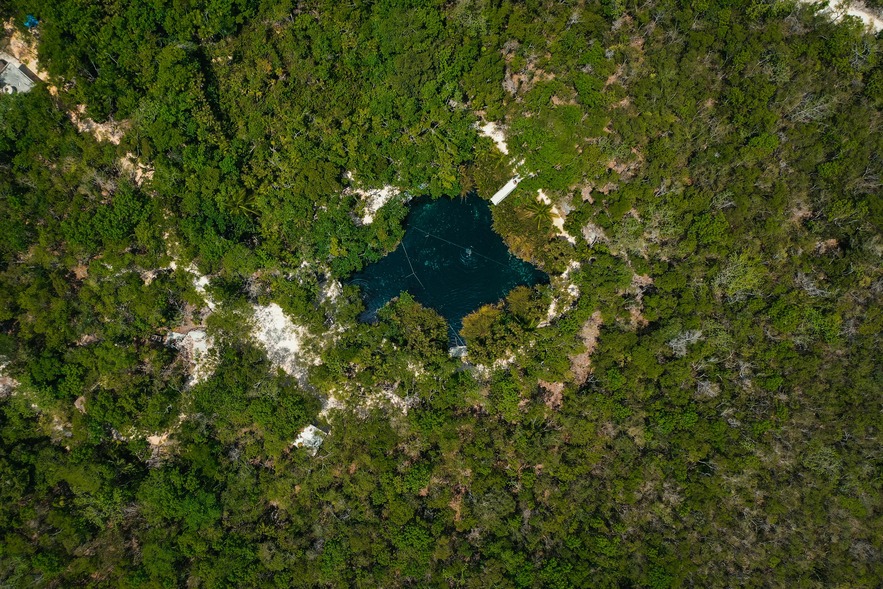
[164,263,217,385]
[375,389,413,413]
[171,262,216,311]
[146,430,173,454]
[192,275,215,309]
[796,0,883,32]
[358,186,399,225]
[166,330,215,387]
[537,190,577,244]
[185,330,213,383]
[492,354,516,370]
[319,279,342,304]
[539,261,582,327]
[345,173,400,225]
[251,303,317,379]
[477,121,509,155]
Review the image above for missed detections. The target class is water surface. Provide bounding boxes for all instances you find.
[350,194,547,341]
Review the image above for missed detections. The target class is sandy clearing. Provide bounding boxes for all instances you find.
[319,390,344,418]
[796,0,883,32]
[537,190,576,244]
[319,279,342,304]
[477,120,509,155]
[166,329,215,387]
[354,185,400,225]
[570,311,603,384]
[539,261,582,327]
[170,261,217,310]
[251,303,318,381]
[69,105,129,145]
[539,380,565,410]
[2,20,48,82]
[165,263,217,384]
[119,153,154,186]
[146,413,188,465]
[345,172,400,225]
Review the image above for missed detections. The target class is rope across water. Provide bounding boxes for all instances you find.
[401,243,426,290]
[411,226,510,268]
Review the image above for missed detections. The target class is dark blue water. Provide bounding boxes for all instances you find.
[350,194,547,341]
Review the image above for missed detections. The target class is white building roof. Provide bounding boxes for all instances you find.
[293,424,326,454]
[0,52,37,94]
[490,175,522,205]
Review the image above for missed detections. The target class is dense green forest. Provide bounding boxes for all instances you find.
[0,0,881,586]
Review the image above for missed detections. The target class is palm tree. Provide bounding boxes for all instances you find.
[226,188,259,217]
[458,165,475,199]
[521,199,553,230]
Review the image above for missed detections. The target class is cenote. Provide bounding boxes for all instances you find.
[350,193,548,342]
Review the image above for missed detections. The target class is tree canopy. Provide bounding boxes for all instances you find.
[0,0,881,587]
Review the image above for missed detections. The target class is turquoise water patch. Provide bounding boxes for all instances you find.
[350,194,548,341]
